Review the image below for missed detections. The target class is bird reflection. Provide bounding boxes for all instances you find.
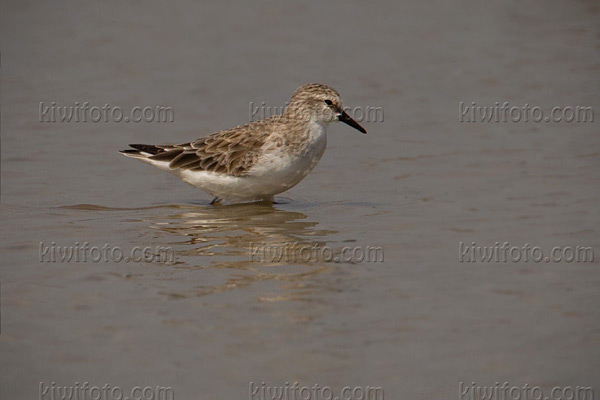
[141,201,340,300]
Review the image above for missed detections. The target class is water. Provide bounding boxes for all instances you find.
[1,1,599,399]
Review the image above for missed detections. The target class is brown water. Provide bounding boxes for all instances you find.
[1,1,599,399]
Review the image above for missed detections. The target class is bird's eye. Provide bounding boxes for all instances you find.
[324,99,333,106]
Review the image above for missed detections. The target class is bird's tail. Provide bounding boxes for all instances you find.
[120,144,179,172]
[119,144,164,159]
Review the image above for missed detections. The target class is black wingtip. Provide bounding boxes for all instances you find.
[128,144,162,155]
[120,149,141,155]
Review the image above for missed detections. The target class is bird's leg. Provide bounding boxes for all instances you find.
[210,197,222,206]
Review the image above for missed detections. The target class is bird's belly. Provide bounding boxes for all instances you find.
[249,132,327,193]
[178,130,327,201]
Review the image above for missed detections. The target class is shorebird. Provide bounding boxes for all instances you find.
[120,83,367,204]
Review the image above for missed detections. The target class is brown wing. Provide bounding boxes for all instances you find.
[144,122,271,176]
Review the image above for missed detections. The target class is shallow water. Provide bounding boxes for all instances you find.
[1,1,599,399]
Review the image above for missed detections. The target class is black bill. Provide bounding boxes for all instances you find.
[338,109,367,134]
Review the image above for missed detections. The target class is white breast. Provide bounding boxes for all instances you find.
[178,123,328,202]
[249,122,328,191]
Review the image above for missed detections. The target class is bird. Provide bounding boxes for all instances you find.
[120,83,367,205]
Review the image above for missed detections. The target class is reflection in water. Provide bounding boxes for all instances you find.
[63,202,345,300]
[142,202,339,299]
